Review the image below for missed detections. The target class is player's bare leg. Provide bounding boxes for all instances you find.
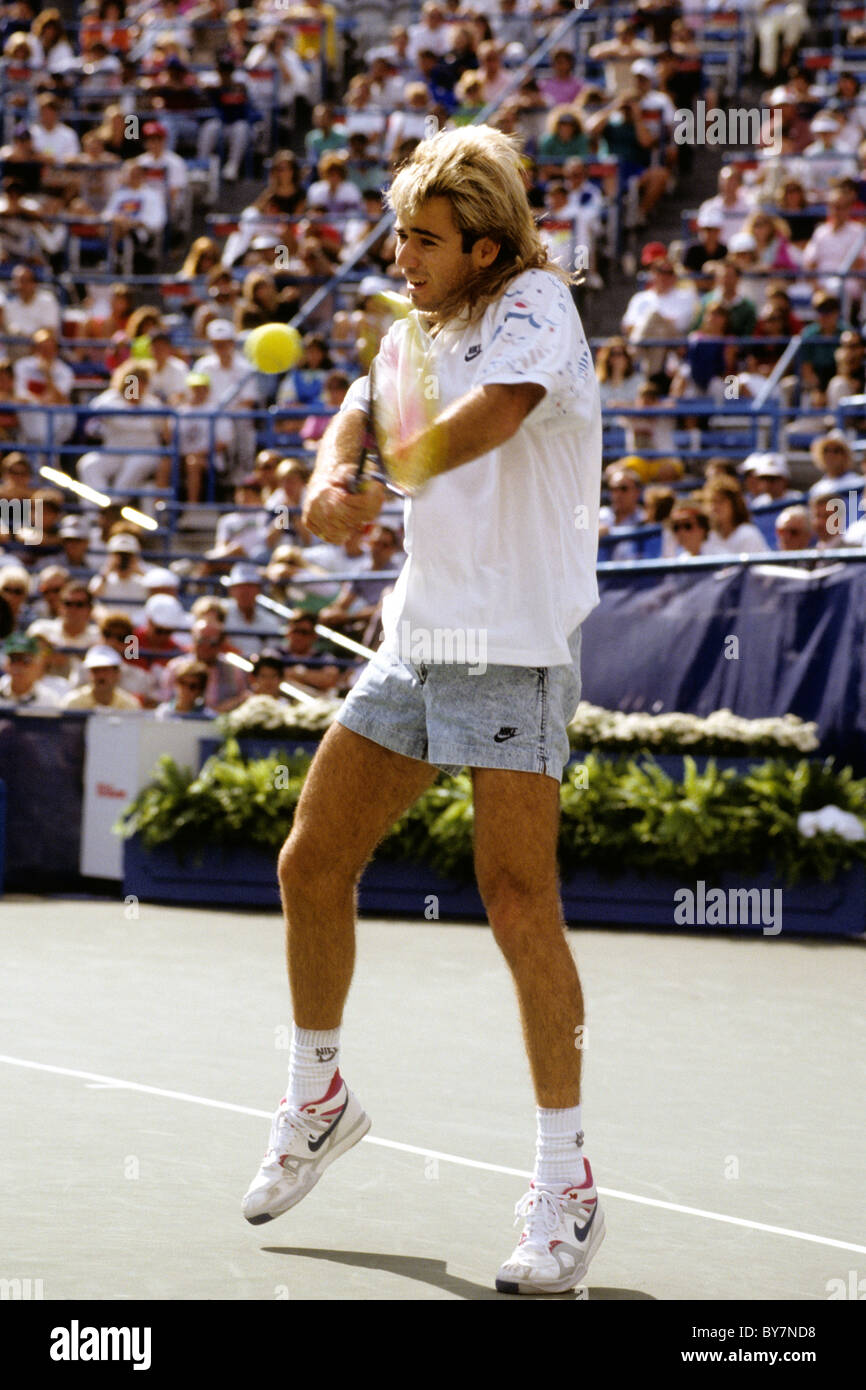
[278,722,437,1027]
[242,724,435,1224]
[472,766,604,1294]
[472,767,582,1108]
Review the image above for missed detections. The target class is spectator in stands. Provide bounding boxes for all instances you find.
[198,52,260,182]
[618,379,678,467]
[245,24,312,118]
[475,40,511,106]
[142,57,203,154]
[673,302,736,401]
[94,105,143,162]
[63,643,140,710]
[408,3,451,64]
[12,327,75,457]
[802,189,866,311]
[0,358,22,440]
[243,647,287,700]
[177,371,235,501]
[539,47,581,106]
[77,361,171,499]
[318,524,403,634]
[89,532,153,612]
[102,160,167,270]
[32,9,76,74]
[775,505,814,551]
[0,451,32,501]
[222,561,283,656]
[55,515,95,576]
[667,502,725,558]
[538,108,589,166]
[82,283,133,342]
[298,370,349,450]
[0,631,60,706]
[211,475,271,559]
[808,432,862,497]
[750,455,801,507]
[0,180,56,267]
[29,93,80,165]
[703,478,770,553]
[799,115,858,198]
[697,167,754,245]
[680,207,727,281]
[179,236,221,281]
[281,607,341,694]
[588,20,656,97]
[595,337,644,407]
[191,318,259,468]
[159,614,246,711]
[154,656,214,718]
[0,264,61,341]
[133,592,191,672]
[599,464,645,535]
[799,293,853,397]
[697,259,757,338]
[384,83,436,160]
[307,150,363,216]
[93,608,158,703]
[0,126,47,197]
[234,270,298,331]
[28,578,101,652]
[138,121,190,225]
[755,0,807,82]
[31,564,68,620]
[305,104,347,164]
[826,342,865,410]
[743,209,799,271]
[144,329,190,405]
[0,564,30,628]
[622,254,700,381]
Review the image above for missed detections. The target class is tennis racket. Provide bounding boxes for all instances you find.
[349,353,406,499]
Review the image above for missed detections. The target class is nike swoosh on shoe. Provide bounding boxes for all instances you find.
[307,1094,349,1152]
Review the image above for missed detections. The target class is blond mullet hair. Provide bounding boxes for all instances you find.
[387,124,573,328]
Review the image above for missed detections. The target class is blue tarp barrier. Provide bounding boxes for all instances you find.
[0,715,86,885]
[584,563,866,772]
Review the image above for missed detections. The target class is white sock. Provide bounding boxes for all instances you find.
[534,1105,586,1186]
[287,1025,340,1108]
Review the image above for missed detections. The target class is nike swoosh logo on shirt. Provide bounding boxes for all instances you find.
[574,1204,597,1244]
[307,1094,349,1151]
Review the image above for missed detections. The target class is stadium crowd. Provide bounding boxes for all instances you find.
[1,0,866,711]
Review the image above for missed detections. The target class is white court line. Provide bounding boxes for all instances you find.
[3,1052,865,1256]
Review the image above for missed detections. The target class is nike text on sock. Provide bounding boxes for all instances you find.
[287,1025,341,1107]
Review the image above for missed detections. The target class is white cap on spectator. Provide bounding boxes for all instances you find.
[631,59,656,79]
[811,114,839,133]
[144,594,190,630]
[58,517,90,539]
[142,567,180,590]
[754,455,790,479]
[83,644,122,669]
[228,562,262,586]
[107,533,141,553]
[728,231,757,253]
[207,320,236,341]
[696,207,725,230]
[740,452,767,474]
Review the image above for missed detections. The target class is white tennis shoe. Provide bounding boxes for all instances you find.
[495,1164,605,1295]
[242,1071,371,1225]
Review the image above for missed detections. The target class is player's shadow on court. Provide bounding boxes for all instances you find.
[263,1247,654,1300]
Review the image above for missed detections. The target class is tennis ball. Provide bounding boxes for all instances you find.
[243,322,304,373]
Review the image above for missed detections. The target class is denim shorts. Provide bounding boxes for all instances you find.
[337,627,582,782]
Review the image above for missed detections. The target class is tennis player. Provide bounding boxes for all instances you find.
[243,126,604,1295]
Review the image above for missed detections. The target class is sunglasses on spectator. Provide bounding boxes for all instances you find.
[672,520,697,532]
[42,587,63,596]
[1,585,26,594]
[609,484,636,492]
[177,678,203,689]
[63,598,89,607]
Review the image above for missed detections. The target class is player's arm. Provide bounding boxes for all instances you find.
[302,407,386,542]
[387,381,546,491]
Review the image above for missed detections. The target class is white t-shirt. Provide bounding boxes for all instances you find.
[29,119,80,161]
[343,269,602,666]
[715,522,769,554]
[2,288,61,337]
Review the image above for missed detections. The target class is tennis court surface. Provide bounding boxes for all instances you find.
[2,897,864,1303]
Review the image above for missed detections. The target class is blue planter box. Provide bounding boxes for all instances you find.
[122,836,866,938]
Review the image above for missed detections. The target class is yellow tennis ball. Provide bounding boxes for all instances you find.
[243,322,304,373]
